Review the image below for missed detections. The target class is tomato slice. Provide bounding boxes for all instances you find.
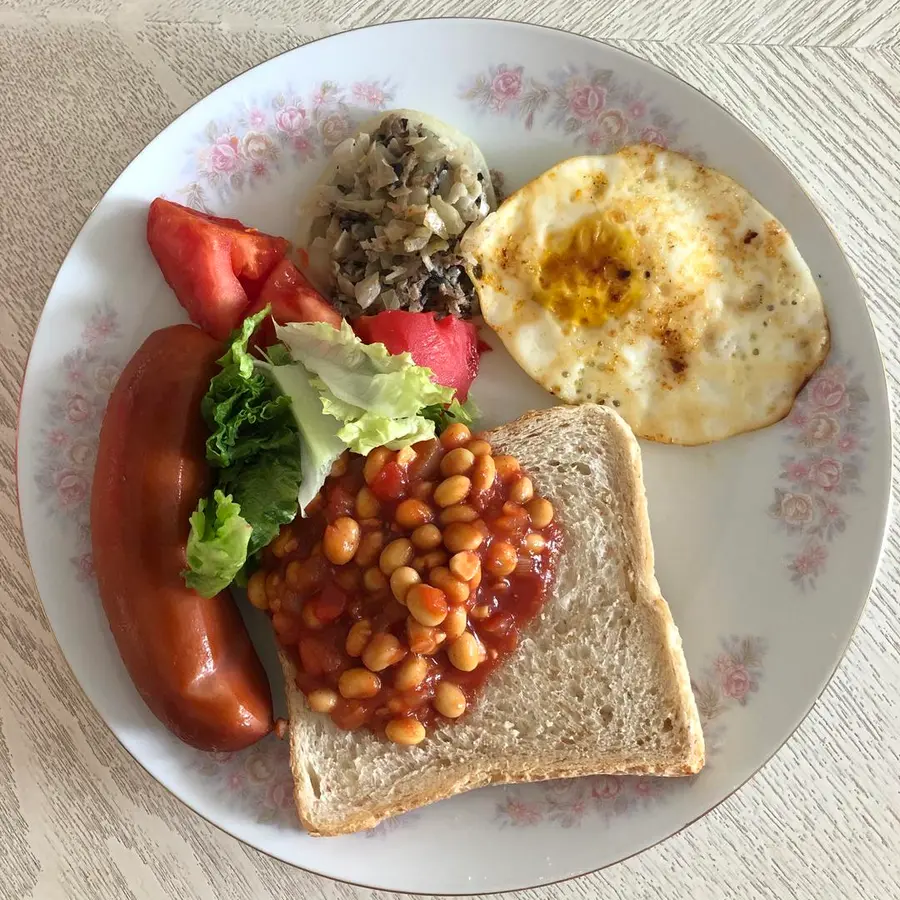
[247,259,342,348]
[353,310,480,400]
[369,461,408,502]
[310,585,348,624]
[147,198,289,341]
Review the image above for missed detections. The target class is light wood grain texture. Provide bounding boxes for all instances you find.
[2,4,899,899]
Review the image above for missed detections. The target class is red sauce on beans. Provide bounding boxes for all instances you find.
[250,423,562,746]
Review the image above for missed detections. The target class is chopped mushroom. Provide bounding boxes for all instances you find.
[305,113,496,318]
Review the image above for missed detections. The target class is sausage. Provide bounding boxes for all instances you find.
[91,324,273,751]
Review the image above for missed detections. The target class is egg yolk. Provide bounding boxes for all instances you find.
[535,214,642,328]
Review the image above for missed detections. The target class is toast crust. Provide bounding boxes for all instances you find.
[280,404,705,836]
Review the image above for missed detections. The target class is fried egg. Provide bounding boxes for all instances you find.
[463,146,830,444]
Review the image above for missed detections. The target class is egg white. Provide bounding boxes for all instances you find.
[464,146,830,445]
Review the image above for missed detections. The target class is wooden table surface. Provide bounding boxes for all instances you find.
[2,3,900,898]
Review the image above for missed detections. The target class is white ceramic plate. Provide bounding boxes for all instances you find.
[17,18,891,895]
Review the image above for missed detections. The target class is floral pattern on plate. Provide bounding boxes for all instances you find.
[769,360,869,589]
[461,64,687,152]
[33,304,122,579]
[187,739,296,826]
[178,79,395,210]
[495,635,766,827]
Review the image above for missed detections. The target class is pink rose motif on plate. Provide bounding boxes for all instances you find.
[770,360,867,588]
[640,127,668,147]
[227,770,246,790]
[247,108,267,128]
[784,460,810,483]
[83,312,118,345]
[591,775,621,800]
[791,544,828,577]
[778,491,814,526]
[808,457,843,491]
[205,134,241,174]
[568,82,606,121]
[241,131,277,162]
[72,552,95,582]
[502,799,542,825]
[93,363,119,393]
[628,100,647,119]
[266,779,295,810]
[47,428,68,447]
[719,662,751,702]
[462,64,689,154]
[837,433,858,453]
[57,471,88,509]
[632,779,660,797]
[352,81,385,107]
[594,109,628,141]
[66,394,91,424]
[245,752,276,783]
[292,134,316,161]
[809,374,846,411]
[183,80,394,203]
[67,438,95,467]
[804,412,840,447]
[319,113,350,148]
[490,66,523,110]
[274,105,309,136]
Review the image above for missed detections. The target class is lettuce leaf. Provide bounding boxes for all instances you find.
[276,321,454,417]
[275,320,460,455]
[421,397,479,433]
[185,310,305,592]
[217,448,303,555]
[202,308,298,469]
[184,490,253,598]
[263,361,346,513]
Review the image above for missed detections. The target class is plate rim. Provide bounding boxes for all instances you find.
[14,15,894,896]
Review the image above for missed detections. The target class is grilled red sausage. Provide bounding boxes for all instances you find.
[91,324,273,750]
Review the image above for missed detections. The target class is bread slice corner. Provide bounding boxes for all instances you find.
[280,404,705,836]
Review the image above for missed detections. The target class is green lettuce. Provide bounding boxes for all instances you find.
[184,490,253,598]
[275,320,457,454]
[184,310,304,595]
[218,449,304,556]
[421,397,479,433]
[263,361,346,513]
[276,321,453,416]
[202,309,296,468]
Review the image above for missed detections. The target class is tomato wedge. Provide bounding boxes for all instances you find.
[147,198,289,341]
[247,259,342,348]
[353,310,480,400]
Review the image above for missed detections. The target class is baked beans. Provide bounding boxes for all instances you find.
[434,681,467,718]
[441,447,476,476]
[410,523,442,550]
[386,717,426,745]
[307,688,338,713]
[395,498,434,529]
[379,538,414,575]
[256,432,561,744]
[389,566,421,604]
[434,475,472,508]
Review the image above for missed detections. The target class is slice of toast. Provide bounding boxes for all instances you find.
[279,404,705,836]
